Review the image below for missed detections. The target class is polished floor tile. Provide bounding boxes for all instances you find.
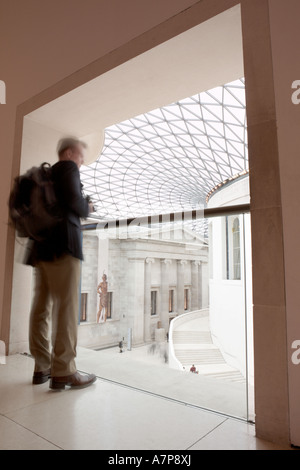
[0,353,294,450]
[189,418,293,451]
[0,415,59,450]
[5,380,226,450]
[0,354,61,415]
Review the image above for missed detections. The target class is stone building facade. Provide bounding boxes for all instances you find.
[78,227,209,350]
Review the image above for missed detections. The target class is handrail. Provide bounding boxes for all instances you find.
[81,203,251,231]
[204,203,250,218]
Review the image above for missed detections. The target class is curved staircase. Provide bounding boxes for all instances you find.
[171,312,246,384]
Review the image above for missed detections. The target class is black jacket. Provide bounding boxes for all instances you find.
[27,160,89,266]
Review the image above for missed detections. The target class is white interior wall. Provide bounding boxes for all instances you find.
[208,177,253,381]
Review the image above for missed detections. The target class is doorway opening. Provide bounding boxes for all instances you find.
[76,75,253,421]
[10,5,254,421]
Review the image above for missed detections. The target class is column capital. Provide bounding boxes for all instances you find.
[192,260,202,267]
[177,259,188,265]
[161,259,172,265]
[145,258,155,264]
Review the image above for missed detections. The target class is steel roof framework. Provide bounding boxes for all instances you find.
[80,78,248,236]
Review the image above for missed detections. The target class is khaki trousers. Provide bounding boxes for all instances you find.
[29,254,81,377]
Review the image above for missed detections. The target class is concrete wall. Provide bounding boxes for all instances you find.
[78,230,208,350]
[267,0,300,445]
[208,177,253,380]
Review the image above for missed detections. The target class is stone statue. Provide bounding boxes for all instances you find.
[97,273,108,323]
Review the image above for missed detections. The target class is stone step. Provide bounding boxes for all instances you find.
[173,331,212,344]
[171,315,246,384]
[175,349,226,365]
[203,370,246,384]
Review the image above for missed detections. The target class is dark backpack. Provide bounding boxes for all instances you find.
[8,162,62,241]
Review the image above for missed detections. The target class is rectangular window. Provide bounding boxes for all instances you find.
[226,216,230,280]
[151,291,157,316]
[107,292,113,319]
[232,220,241,280]
[225,216,241,280]
[169,290,174,313]
[184,289,189,311]
[80,293,88,322]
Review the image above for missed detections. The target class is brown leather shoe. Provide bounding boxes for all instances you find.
[49,371,97,390]
[32,369,51,385]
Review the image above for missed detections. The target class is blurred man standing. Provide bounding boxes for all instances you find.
[28,138,96,390]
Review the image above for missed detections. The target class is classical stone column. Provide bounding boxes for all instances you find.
[144,258,154,342]
[191,260,201,311]
[177,260,187,315]
[198,261,203,310]
[160,259,171,332]
[201,261,209,308]
[127,258,145,346]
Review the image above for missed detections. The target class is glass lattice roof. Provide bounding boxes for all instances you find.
[80,78,248,224]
